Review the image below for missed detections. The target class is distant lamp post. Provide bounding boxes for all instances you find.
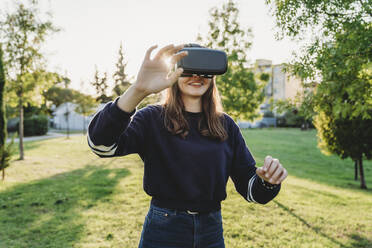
[64,103,70,139]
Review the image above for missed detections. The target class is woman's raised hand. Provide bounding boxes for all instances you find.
[133,44,188,95]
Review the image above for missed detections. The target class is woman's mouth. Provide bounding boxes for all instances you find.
[188,82,203,87]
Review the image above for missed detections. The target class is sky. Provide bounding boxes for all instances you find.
[1,0,302,95]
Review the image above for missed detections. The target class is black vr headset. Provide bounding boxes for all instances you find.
[176,44,228,78]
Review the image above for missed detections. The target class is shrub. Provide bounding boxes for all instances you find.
[263,110,275,118]
[16,115,49,136]
[276,111,305,128]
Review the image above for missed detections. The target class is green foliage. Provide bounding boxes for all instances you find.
[265,0,370,41]
[74,93,98,133]
[0,0,60,159]
[267,0,372,188]
[0,133,17,180]
[4,69,62,109]
[259,72,270,82]
[74,93,97,117]
[274,93,314,128]
[16,115,48,137]
[43,85,83,109]
[197,0,266,122]
[263,110,274,118]
[112,42,131,98]
[315,112,372,159]
[91,67,112,104]
[0,44,6,146]
[0,44,16,180]
[0,1,60,106]
[310,22,372,172]
[276,110,307,128]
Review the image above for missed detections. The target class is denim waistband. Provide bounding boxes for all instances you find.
[150,202,221,216]
[151,197,221,214]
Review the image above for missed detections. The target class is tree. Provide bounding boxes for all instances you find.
[0,0,59,160]
[91,66,112,104]
[112,42,131,98]
[74,93,97,134]
[311,27,372,189]
[274,86,316,130]
[0,44,16,180]
[315,113,372,189]
[61,76,72,139]
[266,0,372,189]
[43,86,76,109]
[197,0,266,122]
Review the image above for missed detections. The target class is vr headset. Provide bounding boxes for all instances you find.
[176,44,228,78]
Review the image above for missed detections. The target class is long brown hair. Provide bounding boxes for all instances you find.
[159,77,228,142]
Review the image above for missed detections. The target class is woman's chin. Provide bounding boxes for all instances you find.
[183,91,205,97]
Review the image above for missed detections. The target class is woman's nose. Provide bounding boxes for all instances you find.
[192,74,203,79]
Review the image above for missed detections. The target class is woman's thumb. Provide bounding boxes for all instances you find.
[168,68,183,83]
[256,167,264,177]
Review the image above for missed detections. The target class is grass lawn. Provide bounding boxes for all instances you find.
[49,128,85,134]
[0,128,371,248]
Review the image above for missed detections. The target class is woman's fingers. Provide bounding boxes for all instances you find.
[162,44,185,58]
[154,44,175,60]
[170,51,188,67]
[168,44,185,56]
[267,159,279,177]
[270,164,283,184]
[145,45,158,60]
[167,68,184,84]
[256,155,288,185]
[263,156,273,173]
[276,168,288,184]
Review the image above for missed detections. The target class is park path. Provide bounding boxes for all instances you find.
[5,131,84,143]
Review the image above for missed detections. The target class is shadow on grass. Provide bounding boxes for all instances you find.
[274,200,372,248]
[0,161,130,248]
[347,233,372,248]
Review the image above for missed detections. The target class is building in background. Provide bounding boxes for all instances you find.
[238,59,304,128]
[50,102,105,130]
[254,59,304,110]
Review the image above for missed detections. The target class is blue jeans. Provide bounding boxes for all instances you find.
[138,203,225,248]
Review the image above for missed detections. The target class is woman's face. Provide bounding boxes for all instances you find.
[177,74,212,98]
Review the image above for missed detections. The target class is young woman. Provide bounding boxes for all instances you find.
[87,43,288,248]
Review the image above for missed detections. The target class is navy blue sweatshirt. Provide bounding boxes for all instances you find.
[87,96,281,213]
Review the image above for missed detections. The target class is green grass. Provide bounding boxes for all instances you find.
[0,128,371,248]
[49,128,85,134]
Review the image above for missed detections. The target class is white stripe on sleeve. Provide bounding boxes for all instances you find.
[87,128,118,156]
[246,174,258,203]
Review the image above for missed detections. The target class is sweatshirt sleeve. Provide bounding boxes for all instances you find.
[229,124,281,205]
[87,96,148,159]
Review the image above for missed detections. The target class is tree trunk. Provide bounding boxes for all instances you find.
[1,168,4,181]
[354,160,358,180]
[19,93,24,160]
[358,158,367,189]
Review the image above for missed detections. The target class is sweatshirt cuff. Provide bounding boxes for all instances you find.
[258,176,280,190]
[107,96,137,121]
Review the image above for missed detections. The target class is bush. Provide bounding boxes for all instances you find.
[263,110,275,118]
[276,111,305,128]
[6,117,19,133]
[15,115,49,136]
[276,115,286,127]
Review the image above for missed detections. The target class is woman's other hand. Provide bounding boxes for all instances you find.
[256,156,288,185]
[133,44,188,96]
